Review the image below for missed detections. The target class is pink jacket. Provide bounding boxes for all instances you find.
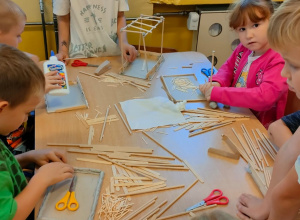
[211,44,288,128]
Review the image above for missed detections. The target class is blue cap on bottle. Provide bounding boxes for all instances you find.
[50,50,55,57]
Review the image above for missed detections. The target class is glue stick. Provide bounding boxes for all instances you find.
[43,51,69,96]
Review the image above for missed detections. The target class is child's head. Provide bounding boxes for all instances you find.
[229,0,274,30]
[0,0,26,48]
[229,0,274,56]
[268,0,300,99]
[0,44,45,135]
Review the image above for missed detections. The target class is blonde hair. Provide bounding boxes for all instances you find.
[0,44,45,108]
[0,0,26,33]
[268,0,300,51]
[229,0,274,29]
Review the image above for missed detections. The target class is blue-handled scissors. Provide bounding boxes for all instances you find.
[201,68,215,78]
[186,189,229,211]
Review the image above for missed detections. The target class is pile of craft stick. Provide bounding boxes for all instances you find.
[231,124,277,189]
[175,108,250,137]
[172,77,198,93]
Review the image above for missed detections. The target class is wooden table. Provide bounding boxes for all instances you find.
[35,52,271,219]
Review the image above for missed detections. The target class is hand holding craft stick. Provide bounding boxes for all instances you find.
[209,50,218,109]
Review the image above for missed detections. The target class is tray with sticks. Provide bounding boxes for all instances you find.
[160,74,206,103]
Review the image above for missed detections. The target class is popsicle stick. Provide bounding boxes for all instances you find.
[183,160,204,183]
[156,180,199,218]
[118,185,185,197]
[189,121,233,137]
[142,131,183,162]
[141,200,167,220]
[100,106,110,142]
[76,157,111,165]
[157,204,217,220]
[114,104,132,135]
[252,129,269,167]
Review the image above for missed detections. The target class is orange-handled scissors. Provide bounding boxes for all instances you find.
[186,189,229,211]
[55,176,79,211]
[71,60,98,67]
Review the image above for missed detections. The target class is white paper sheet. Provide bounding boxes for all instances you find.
[120,97,186,130]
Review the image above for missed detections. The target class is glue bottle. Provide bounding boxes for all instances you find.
[43,50,69,96]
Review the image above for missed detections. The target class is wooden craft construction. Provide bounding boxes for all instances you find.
[45,77,89,113]
[119,15,165,80]
[161,74,206,102]
[37,168,104,220]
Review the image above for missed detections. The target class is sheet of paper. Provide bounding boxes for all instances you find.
[120,96,186,130]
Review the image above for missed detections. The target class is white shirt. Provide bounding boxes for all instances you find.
[53,0,129,58]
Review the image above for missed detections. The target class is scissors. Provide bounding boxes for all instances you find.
[201,68,215,78]
[71,60,99,67]
[55,176,79,211]
[186,189,229,211]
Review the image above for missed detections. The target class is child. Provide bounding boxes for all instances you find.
[199,0,288,128]
[268,110,300,148]
[237,0,300,219]
[0,0,63,94]
[53,0,138,62]
[0,43,74,220]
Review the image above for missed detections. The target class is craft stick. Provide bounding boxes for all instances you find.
[114,104,132,135]
[258,139,275,161]
[98,155,154,180]
[129,164,189,171]
[76,157,111,165]
[161,19,164,54]
[156,180,199,218]
[142,36,149,73]
[131,153,175,161]
[208,147,240,160]
[157,204,217,220]
[221,134,240,155]
[256,129,276,158]
[100,106,110,142]
[110,177,115,194]
[183,160,204,183]
[189,121,233,137]
[262,162,270,187]
[249,163,267,188]
[78,70,102,79]
[142,131,183,162]
[262,133,278,154]
[75,112,90,129]
[127,181,166,192]
[252,129,269,167]
[131,167,166,181]
[112,165,121,191]
[122,196,157,220]
[141,167,162,176]
[87,126,94,145]
[118,185,185,197]
[48,143,92,148]
[141,200,167,220]
[243,133,263,171]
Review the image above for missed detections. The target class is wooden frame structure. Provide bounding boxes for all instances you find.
[119,14,165,80]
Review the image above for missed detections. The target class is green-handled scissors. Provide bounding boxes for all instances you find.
[55,176,79,211]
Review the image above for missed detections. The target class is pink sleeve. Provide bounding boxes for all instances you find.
[210,59,287,111]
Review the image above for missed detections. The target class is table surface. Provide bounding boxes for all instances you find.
[35,51,272,219]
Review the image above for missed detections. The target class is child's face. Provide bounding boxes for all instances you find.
[0,19,25,48]
[0,91,43,136]
[236,14,270,56]
[280,45,300,99]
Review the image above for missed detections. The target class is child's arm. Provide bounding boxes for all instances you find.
[15,149,67,168]
[56,14,70,62]
[210,61,286,111]
[268,119,292,148]
[13,162,74,220]
[117,11,137,62]
[268,164,300,220]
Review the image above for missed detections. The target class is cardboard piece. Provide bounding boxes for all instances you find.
[94,60,111,76]
[37,168,104,220]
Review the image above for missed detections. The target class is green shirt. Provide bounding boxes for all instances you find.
[0,140,27,220]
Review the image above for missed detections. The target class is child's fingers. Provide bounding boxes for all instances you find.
[236,210,251,220]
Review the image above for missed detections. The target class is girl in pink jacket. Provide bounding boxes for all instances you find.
[199,0,288,128]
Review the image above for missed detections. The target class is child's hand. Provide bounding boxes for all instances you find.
[45,71,64,94]
[122,43,138,62]
[35,162,74,186]
[199,82,220,101]
[29,149,68,167]
[56,50,69,64]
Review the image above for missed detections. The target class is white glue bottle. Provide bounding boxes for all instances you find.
[43,50,69,96]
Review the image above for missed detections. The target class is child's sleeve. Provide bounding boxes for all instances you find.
[53,0,70,16]
[211,45,240,87]
[119,0,129,11]
[282,111,300,134]
[210,57,286,111]
[0,169,18,220]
